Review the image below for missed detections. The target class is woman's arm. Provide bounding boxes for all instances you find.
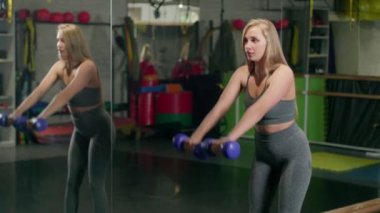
[189,66,248,143]
[11,61,63,117]
[38,60,96,119]
[226,65,295,141]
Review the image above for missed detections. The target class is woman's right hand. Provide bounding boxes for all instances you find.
[6,112,16,126]
[186,136,202,152]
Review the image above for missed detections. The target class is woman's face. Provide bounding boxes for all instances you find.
[56,31,68,60]
[243,26,267,62]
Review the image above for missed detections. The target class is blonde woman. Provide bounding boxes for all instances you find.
[10,24,114,213]
[188,19,312,212]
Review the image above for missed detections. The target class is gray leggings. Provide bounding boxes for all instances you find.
[64,106,115,213]
[249,123,312,213]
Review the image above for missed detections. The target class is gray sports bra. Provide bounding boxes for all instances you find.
[61,64,102,108]
[68,86,101,107]
[243,75,295,125]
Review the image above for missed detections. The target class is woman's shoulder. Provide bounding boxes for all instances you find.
[269,64,295,86]
[272,64,293,77]
[80,59,96,69]
[234,64,250,76]
[50,60,65,75]
[229,65,250,86]
[52,60,65,68]
[78,59,97,74]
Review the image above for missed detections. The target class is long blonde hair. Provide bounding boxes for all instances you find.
[57,24,92,69]
[241,19,287,75]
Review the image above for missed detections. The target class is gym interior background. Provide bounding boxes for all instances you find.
[1,0,380,212]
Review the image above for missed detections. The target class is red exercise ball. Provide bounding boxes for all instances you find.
[275,18,289,29]
[50,12,64,23]
[63,12,74,23]
[232,19,245,31]
[18,9,31,21]
[35,8,50,22]
[77,11,90,23]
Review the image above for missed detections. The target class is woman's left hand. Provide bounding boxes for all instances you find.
[209,136,230,154]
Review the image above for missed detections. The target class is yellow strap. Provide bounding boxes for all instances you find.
[26,18,36,72]
[7,0,11,23]
[23,31,29,66]
[22,18,36,73]
[291,25,299,66]
[125,29,133,63]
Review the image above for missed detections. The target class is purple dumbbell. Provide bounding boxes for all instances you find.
[202,138,240,160]
[192,142,209,160]
[0,113,10,127]
[13,116,48,132]
[13,116,28,131]
[221,141,240,160]
[172,133,208,160]
[30,118,48,131]
[172,133,189,152]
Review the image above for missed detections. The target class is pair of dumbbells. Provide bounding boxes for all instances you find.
[172,133,240,160]
[0,113,48,132]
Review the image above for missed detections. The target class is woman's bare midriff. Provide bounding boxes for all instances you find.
[69,101,103,113]
[255,120,294,134]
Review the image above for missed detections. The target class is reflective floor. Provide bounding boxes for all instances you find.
[0,135,379,213]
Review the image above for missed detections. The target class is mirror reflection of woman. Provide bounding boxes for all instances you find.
[10,24,115,213]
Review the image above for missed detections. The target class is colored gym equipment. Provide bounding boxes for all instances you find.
[172,133,207,160]
[201,138,241,160]
[63,12,74,23]
[35,8,50,22]
[0,113,48,132]
[77,11,90,23]
[232,19,245,30]
[155,91,193,127]
[49,12,64,23]
[29,117,48,132]
[13,116,48,132]
[172,133,241,160]
[0,112,9,126]
[17,8,30,21]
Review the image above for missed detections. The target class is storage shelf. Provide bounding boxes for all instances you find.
[0,95,12,100]
[0,33,13,37]
[0,18,15,146]
[287,7,329,74]
[0,140,15,147]
[0,59,14,63]
[16,20,110,26]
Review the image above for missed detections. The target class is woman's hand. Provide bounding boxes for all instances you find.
[6,112,16,126]
[186,137,202,152]
[210,137,230,154]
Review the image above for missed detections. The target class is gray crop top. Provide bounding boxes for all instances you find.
[69,86,101,107]
[61,81,101,107]
[243,75,295,125]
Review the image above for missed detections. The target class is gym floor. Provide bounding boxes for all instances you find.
[0,134,379,213]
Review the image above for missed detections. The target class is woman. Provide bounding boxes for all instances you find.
[9,24,114,213]
[188,19,312,212]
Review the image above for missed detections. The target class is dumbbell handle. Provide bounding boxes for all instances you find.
[202,139,240,160]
